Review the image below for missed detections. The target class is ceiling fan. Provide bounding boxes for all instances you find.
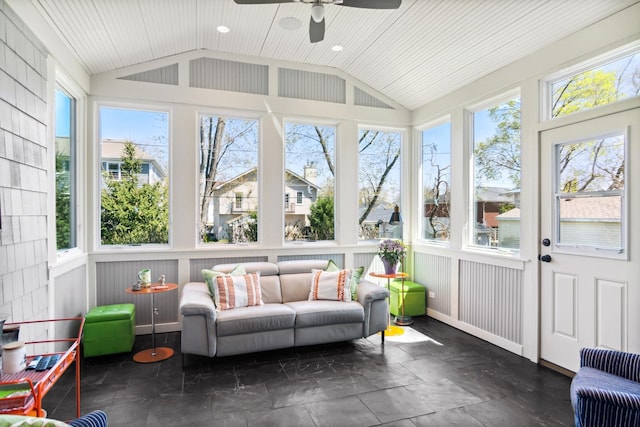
[233,0,402,43]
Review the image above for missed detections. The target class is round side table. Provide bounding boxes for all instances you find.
[126,283,178,363]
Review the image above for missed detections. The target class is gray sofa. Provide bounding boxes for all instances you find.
[179,259,390,359]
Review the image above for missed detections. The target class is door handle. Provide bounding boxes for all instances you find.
[538,254,551,263]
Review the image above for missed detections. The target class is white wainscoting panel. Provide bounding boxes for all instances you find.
[415,253,451,316]
[96,260,179,326]
[596,279,627,350]
[553,273,577,339]
[459,260,522,344]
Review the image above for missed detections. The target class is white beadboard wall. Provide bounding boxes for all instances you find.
[414,252,451,316]
[459,259,523,344]
[96,260,179,326]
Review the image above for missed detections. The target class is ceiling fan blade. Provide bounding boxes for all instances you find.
[339,0,401,9]
[233,0,295,4]
[309,17,325,43]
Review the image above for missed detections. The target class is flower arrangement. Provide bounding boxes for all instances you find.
[377,239,407,266]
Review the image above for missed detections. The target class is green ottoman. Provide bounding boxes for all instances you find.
[83,304,135,357]
[389,280,426,317]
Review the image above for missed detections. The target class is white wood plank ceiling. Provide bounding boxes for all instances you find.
[31,0,637,110]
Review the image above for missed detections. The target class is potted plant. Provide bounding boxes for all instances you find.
[377,239,407,274]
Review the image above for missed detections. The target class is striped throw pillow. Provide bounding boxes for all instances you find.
[309,269,352,302]
[215,272,263,310]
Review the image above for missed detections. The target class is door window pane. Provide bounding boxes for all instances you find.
[99,107,169,245]
[422,121,451,241]
[358,129,402,240]
[285,123,335,242]
[472,96,521,250]
[555,135,624,250]
[55,88,76,251]
[198,116,259,244]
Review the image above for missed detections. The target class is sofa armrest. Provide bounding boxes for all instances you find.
[357,280,390,305]
[357,279,389,338]
[180,282,217,357]
[580,348,640,382]
[180,282,217,319]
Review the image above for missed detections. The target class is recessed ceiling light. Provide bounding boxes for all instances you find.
[217,26,230,33]
[332,45,343,52]
[279,16,302,31]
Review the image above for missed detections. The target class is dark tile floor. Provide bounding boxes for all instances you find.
[44,317,574,426]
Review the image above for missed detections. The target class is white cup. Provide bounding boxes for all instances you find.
[3,341,26,374]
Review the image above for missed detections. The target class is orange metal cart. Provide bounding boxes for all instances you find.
[0,317,84,418]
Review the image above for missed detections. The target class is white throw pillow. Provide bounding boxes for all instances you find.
[308,268,352,302]
[215,272,263,311]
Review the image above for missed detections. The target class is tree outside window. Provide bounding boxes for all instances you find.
[99,107,169,245]
[422,121,451,241]
[284,123,335,242]
[198,116,259,244]
[473,96,521,250]
[551,50,639,118]
[358,129,401,240]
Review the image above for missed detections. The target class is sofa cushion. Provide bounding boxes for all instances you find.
[309,269,352,302]
[279,260,329,302]
[286,300,364,328]
[216,304,296,336]
[215,272,263,310]
[203,264,246,302]
[326,259,363,301]
[571,366,640,398]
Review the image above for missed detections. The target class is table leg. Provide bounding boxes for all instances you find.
[394,277,413,326]
[133,292,174,363]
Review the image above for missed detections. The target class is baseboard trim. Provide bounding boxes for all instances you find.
[539,359,576,378]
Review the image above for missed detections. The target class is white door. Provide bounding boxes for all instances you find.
[540,108,640,372]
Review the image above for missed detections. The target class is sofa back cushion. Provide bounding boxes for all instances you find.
[213,262,282,304]
[278,260,329,302]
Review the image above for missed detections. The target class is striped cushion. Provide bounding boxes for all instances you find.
[572,348,640,427]
[215,273,263,311]
[67,410,107,427]
[581,348,640,382]
[308,269,351,302]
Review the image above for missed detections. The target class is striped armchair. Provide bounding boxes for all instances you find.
[571,348,640,427]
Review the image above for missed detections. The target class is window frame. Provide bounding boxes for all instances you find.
[542,41,640,122]
[283,119,338,244]
[96,103,172,250]
[196,111,261,246]
[356,125,404,242]
[551,129,628,260]
[417,116,452,245]
[466,89,522,255]
[50,72,85,265]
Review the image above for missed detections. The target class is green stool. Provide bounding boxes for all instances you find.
[389,280,426,320]
[84,304,136,357]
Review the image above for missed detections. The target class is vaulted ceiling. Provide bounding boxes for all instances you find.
[30,0,637,110]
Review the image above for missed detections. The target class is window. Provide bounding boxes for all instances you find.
[472,95,521,250]
[421,120,451,242]
[198,115,259,244]
[549,47,640,119]
[358,129,402,240]
[99,107,169,246]
[55,88,76,251]
[555,134,625,252]
[284,123,335,242]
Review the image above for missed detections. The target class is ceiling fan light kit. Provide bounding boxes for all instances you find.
[234,0,401,43]
[310,4,324,23]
